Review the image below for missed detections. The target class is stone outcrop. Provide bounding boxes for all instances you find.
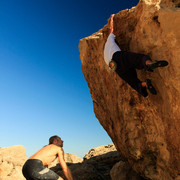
[64,153,83,163]
[0,144,142,180]
[48,153,83,168]
[78,0,180,179]
[83,144,116,160]
[50,145,122,180]
[0,145,27,180]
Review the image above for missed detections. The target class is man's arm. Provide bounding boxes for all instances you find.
[110,14,115,34]
[57,148,73,180]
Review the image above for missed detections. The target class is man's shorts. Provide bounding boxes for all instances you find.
[22,159,59,180]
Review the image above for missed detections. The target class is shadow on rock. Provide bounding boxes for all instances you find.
[50,151,120,180]
[50,151,144,180]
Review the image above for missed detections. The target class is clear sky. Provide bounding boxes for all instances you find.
[0,0,139,158]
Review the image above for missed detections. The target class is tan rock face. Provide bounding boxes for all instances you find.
[110,161,143,180]
[0,145,27,180]
[64,153,83,163]
[84,144,117,160]
[78,0,180,179]
[48,153,83,168]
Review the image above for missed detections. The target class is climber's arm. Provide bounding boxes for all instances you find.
[110,14,114,34]
[58,148,73,180]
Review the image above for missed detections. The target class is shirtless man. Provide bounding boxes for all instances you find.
[22,136,73,180]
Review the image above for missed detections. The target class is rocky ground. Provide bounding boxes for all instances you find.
[0,144,144,180]
[49,144,144,180]
[0,145,27,180]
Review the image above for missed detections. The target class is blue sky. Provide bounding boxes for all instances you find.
[0,0,139,158]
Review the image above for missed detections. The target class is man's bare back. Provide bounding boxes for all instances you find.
[29,144,62,166]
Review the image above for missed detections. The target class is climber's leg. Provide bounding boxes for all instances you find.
[145,79,157,94]
[112,51,158,96]
[112,51,151,70]
[116,67,148,97]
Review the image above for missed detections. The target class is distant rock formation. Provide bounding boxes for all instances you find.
[50,144,143,180]
[0,145,27,180]
[48,152,83,168]
[78,0,180,179]
[83,144,116,160]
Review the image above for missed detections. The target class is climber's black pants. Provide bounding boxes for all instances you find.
[112,51,151,97]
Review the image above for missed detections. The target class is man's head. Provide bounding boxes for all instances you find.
[109,60,117,71]
[49,135,64,147]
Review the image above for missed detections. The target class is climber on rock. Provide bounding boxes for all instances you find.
[22,135,73,180]
[104,14,168,97]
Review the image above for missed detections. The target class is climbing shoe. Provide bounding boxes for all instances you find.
[147,60,168,72]
[146,79,157,95]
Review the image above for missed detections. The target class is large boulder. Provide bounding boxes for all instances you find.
[0,145,27,180]
[83,144,117,160]
[78,0,180,179]
[50,145,122,180]
[48,153,83,168]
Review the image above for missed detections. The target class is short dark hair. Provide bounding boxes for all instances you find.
[49,135,60,145]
